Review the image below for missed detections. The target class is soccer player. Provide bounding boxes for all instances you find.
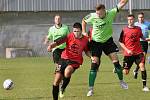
[133,12,150,79]
[82,0,129,96]
[47,22,91,100]
[119,14,150,92]
[44,14,70,98]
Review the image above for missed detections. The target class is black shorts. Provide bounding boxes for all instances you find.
[90,37,119,57]
[123,53,145,70]
[140,41,148,53]
[52,48,64,64]
[56,59,79,74]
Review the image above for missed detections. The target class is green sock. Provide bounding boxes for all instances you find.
[114,62,123,80]
[89,70,97,87]
[115,67,123,80]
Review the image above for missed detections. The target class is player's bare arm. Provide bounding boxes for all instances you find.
[47,42,57,52]
[47,36,67,52]
[117,0,128,9]
[82,20,88,36]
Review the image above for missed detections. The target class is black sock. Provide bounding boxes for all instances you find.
[60,77,71,93]
[135,66,139,72]
[141,70,147,87]
[52,85,59,100]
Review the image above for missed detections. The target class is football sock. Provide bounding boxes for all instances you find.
[60,77,71,93]
[89,63,99,87]
[89,70,97,87]
[52,85,59,100]
[141,70,147,87]
[113,62,123,80]
[135,66,139,72]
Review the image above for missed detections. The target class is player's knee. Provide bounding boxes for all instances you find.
[91,57,99,64]
[113,61,121,69]
[123,69,129,75]
[91,63,99,71]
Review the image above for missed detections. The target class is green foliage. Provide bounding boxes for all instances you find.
[0,55,150,100]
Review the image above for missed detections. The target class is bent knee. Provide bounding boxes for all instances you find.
[123,69,129,75]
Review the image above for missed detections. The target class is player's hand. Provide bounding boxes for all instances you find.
[82,32,89,37]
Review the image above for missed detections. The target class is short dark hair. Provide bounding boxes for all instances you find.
[95,4,105,10]
[138,12,144,16]
[127,14,135,18]
[73,22,82,30]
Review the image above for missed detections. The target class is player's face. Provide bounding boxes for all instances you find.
[138,14,144,23]
[73,28,82,38]
[127,16,134,26]
[54,16,61,25]
[96,9,106,18]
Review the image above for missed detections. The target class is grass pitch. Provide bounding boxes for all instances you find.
[0,55,150,100]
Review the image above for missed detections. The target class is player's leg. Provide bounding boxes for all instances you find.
[87,40,101,96]
[60,60,78,98]
[133,41,148,79]
[135,53,149,91]
[52,72,63,100]
[104,37,128,89]
[53,49,71,96]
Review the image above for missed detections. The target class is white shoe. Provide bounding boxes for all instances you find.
[87,90,94,97]
[120,81,128,89]
[142,87,150,92]
[59,91,64,98]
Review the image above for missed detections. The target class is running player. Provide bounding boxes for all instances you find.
[119,14,150,92]
[82,0,129,96]
[44,14,70,98]
[47,22,91,100]
[133,12,150,79]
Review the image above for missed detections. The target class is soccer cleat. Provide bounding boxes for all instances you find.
[120,81,128,89]
[87,89,94,97]
[142,87,150,92]
[59,90,64,98]
[133,69,138,79]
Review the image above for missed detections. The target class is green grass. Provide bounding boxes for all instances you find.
[0,55,150,100]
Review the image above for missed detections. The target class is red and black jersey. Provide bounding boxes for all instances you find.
[56,32,89,65]
[119,26,143,56]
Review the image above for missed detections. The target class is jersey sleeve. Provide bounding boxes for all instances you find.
[54,35,68,46]
[83,13,93,24]
[108,7,118,20]
[47,28,53,40]
[119,30,125,43]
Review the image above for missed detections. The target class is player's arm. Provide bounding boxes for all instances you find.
[82,19,88,36]
[117,0,128,10]
[43,35,49,45]
[85,51,91,58]
[119,30,133,55]
[47,36,67,52]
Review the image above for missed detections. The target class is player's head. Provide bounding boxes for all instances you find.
[95,4,106,18]
[138,12,144,23]
[54,14,62,25]
[127,14,135,26]
[73,22,82,38]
